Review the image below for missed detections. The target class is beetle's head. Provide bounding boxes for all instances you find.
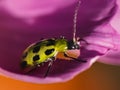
[67,40,80,50]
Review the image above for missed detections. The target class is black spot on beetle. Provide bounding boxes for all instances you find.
[20,61,27,68]
[33,46,40,53]
[45,48,55,55]
[33,55,40,61]
[46,39,55,46]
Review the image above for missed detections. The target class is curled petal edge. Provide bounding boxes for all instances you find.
[0,56,99,84]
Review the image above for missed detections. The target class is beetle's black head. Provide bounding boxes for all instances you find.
[67,40,80,50]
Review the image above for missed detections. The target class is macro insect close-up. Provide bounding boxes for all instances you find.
[0,0,120,88]
[20,1,87,77]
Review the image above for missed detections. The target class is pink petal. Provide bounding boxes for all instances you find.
[110,0,120,33]
[98,0,120,65]
[0,57,99,84]
[0,0,117,83]
[2,0,76,18]
[98,27,120,65]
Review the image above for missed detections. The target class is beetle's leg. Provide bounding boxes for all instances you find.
[44,61,53,78]
[64,53,87,63]
[44,57,55,78]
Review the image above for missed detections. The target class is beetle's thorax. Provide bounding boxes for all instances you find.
[55,38,68,52]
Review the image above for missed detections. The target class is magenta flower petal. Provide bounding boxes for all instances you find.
[2,0,75,18]
[0,57,99,84]
[0,0,117,83]
[98,0,120,65]
[96,26,120,65]
[110,0,120,33]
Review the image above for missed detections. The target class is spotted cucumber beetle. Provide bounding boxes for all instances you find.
[20,0,87,77]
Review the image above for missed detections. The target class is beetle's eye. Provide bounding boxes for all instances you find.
[20,61,27,69]
[74,44,80,49]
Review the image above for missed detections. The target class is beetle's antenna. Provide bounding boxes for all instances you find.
[73,0,81,42]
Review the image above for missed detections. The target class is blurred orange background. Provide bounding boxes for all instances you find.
[0,62,120,90]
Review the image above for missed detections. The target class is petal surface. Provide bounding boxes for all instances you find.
[98,0,120,65]
[0,0,117,83]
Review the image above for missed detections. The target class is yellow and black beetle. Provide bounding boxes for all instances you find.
[20,0,87,77]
